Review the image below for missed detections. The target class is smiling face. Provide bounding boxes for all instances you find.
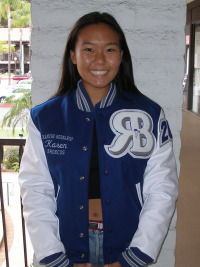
[70,23,123,102]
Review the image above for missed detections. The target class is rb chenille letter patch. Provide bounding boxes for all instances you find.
[105,109,155,159]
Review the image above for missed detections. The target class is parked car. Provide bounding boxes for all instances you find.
[15,78,32,89]
[0,86,13,103]
[0,68,8,74]
[6,88,31,101]
[12,70,31,81]
[0,78,32,103]
[0,67,14,74]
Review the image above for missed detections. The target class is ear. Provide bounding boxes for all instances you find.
[70,50,77,64]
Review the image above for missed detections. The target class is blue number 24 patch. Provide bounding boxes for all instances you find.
[159,119,172,147]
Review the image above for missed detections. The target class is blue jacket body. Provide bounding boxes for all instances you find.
[19,81,178,267]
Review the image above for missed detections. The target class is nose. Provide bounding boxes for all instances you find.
[94,50,106,65]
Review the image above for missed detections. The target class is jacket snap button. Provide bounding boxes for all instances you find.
[80,205,84,210]
[81,254,85,258]
[80,233,84,237]
[108,228,112,233]
[104,170,109,176]
[80,176,85,181]
[106,200,111,205]
[86,117,90,122]
[82,146,88,151]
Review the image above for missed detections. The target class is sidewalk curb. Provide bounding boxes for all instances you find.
[0,104,14,108]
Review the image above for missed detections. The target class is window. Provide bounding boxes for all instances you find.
[192,25,200,114]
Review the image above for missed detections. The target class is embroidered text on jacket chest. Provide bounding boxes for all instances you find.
[42,134,74,156]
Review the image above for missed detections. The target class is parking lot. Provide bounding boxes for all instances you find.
[0,74,32,103]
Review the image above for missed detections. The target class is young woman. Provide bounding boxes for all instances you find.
[18,12,178,267]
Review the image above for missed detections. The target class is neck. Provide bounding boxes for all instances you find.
[85,86,110,107]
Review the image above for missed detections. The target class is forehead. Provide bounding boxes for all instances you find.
[76,23,120,44]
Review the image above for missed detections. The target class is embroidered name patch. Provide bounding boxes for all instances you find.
[42,134,73,156]
[105,109,155,159]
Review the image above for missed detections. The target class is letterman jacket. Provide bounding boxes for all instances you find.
[18,80,178,267]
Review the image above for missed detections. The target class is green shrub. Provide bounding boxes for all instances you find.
[4,147,19,171]
[11,161,19,172]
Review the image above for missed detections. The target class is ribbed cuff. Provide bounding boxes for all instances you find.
[40,252,73,267]
[118,247,153,267]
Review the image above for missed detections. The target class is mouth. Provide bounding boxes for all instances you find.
[90,70,108,76]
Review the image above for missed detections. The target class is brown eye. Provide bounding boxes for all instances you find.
[85,48,94,52]
[107,48,115,52]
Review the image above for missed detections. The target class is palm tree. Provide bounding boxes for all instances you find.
[11,2,31,74]
[0,40,15,53]
[0,0,21,84]
[1,91,32,135]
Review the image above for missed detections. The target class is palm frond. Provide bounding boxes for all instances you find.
[1,91,32,135]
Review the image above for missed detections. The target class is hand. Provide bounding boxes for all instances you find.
[73,263,92,267]
[104,262,122,267]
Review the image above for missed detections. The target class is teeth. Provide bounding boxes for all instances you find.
[90,70,108,75]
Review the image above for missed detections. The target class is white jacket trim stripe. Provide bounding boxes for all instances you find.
[127,249,146,265]
[107,84,117,107]
[122,251,139,267]
[100,83,116,108]
[76,80,116,111]
[100,87,110,108]
[45,254,66,267]
[76,89,84,111]
[58,259,69,267]
[135,183,143,207]
[77,84,91,112]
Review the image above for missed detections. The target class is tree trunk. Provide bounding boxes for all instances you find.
[8,5,11,85]
[20,28,23,74]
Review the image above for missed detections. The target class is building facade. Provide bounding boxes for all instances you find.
[0,28,31,74]
[184,0,200,115]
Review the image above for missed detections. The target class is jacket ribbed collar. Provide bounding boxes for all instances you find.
[75,80,117,112]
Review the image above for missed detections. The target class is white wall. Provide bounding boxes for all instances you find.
[31,0,186,266]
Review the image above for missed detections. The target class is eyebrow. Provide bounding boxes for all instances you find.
[81,41,120,47]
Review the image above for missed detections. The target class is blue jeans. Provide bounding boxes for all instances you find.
[34,230,148,267]
[88,230,149,267]
[33,230,104,267]
[89,229,104,267]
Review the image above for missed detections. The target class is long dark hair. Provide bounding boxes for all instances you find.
[54,12,140,97]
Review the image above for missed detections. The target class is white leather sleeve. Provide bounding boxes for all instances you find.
[18,115,65,262]
[129,109,178,260]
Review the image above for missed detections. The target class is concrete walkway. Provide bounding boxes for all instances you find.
[175,109,200,266]
[0,172,33,267]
